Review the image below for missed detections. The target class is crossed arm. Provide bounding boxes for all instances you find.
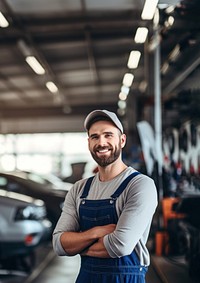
[60,224,116,257]
[53,175,158,260]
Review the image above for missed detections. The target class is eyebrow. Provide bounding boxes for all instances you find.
[89,131,114,138]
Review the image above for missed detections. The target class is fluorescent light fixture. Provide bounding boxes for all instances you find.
[118,100,126,109]
[166,6,175,14]
[169,44,180,62]
[122,73,134,87]
[127,51,141,69]
[25,56,45,75]
[141,0,158,20]
[0,11,9,28]
[18,40,46,75]
[121,85,130,95]
[46,81,58,93]
[161,62,169,75]
[119,92,127,101]
[134,27,148,43]
[117,108,126,116]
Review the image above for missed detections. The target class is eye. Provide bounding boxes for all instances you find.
[105,133,113,138]
[90,135,98,140]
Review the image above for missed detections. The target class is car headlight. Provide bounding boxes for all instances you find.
[15,205,46,221]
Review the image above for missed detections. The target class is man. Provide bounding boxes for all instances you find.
[52,109,158,282]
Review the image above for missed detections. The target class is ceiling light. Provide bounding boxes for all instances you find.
[17,40,46,75]
[127,51,141,69]
[161,62,169,75]
[46,81,58,93]
[118,100,126,109]
[117,108,126,116]
[141,0,158,20]
[122,73,134,87]
[0,11,9,28]
[121,85,130,95]
[165,6,175,14]
[119,92,127,101]
[25,56,45,75]
[134,27,148,43]
[169,44,180,62]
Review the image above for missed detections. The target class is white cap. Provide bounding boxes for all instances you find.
[84,109,123,133]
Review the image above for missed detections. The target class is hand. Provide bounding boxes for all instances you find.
[81,236,110,258]
[92,224,116,238]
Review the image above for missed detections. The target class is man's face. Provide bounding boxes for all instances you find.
[88,120,126,167]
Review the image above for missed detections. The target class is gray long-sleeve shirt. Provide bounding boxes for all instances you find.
[52,167,158,266]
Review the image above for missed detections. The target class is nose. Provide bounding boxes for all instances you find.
[98,135,107,146]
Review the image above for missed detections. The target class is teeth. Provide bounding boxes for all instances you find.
[98,149,109,153]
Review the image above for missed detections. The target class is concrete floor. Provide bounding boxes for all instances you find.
[28,253,194,283]
[24,247,193,283]
[0,244,196,283]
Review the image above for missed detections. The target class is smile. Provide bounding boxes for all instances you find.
[97,149,110,153]
[95,147,112,155]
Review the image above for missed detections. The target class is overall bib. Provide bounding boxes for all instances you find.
[76,172,148,283]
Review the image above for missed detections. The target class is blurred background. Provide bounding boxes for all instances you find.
[0,0,200,282]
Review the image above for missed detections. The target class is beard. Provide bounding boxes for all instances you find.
[90,142,121,167]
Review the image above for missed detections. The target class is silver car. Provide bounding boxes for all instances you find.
[0,189,52,272]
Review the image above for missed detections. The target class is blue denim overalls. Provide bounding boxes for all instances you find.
[76,172,148,283]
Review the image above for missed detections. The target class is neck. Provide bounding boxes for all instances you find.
[98,161,128,182]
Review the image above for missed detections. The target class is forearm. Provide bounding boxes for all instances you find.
[81,237,111,258]
[60,224,116,256]
[60,229,98,256]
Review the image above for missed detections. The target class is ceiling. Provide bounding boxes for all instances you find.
[0,0,200,134]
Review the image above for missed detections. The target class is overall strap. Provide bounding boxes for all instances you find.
[111,171,141,199]
[80,176,95,198]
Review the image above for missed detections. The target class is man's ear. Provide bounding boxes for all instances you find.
[121,134,126,148]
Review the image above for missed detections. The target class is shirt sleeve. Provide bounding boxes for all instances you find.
[52,184,80,256]
[103,175,158,258]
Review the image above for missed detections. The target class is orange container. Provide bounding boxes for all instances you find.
[155,231,165,256]
[155,231,169,256]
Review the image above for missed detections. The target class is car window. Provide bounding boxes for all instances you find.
[0,176,21,193]
[7,181,21,192]
[28,173,47,185]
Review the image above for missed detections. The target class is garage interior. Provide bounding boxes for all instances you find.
[0,0,200,133]
[0,0,200,282]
